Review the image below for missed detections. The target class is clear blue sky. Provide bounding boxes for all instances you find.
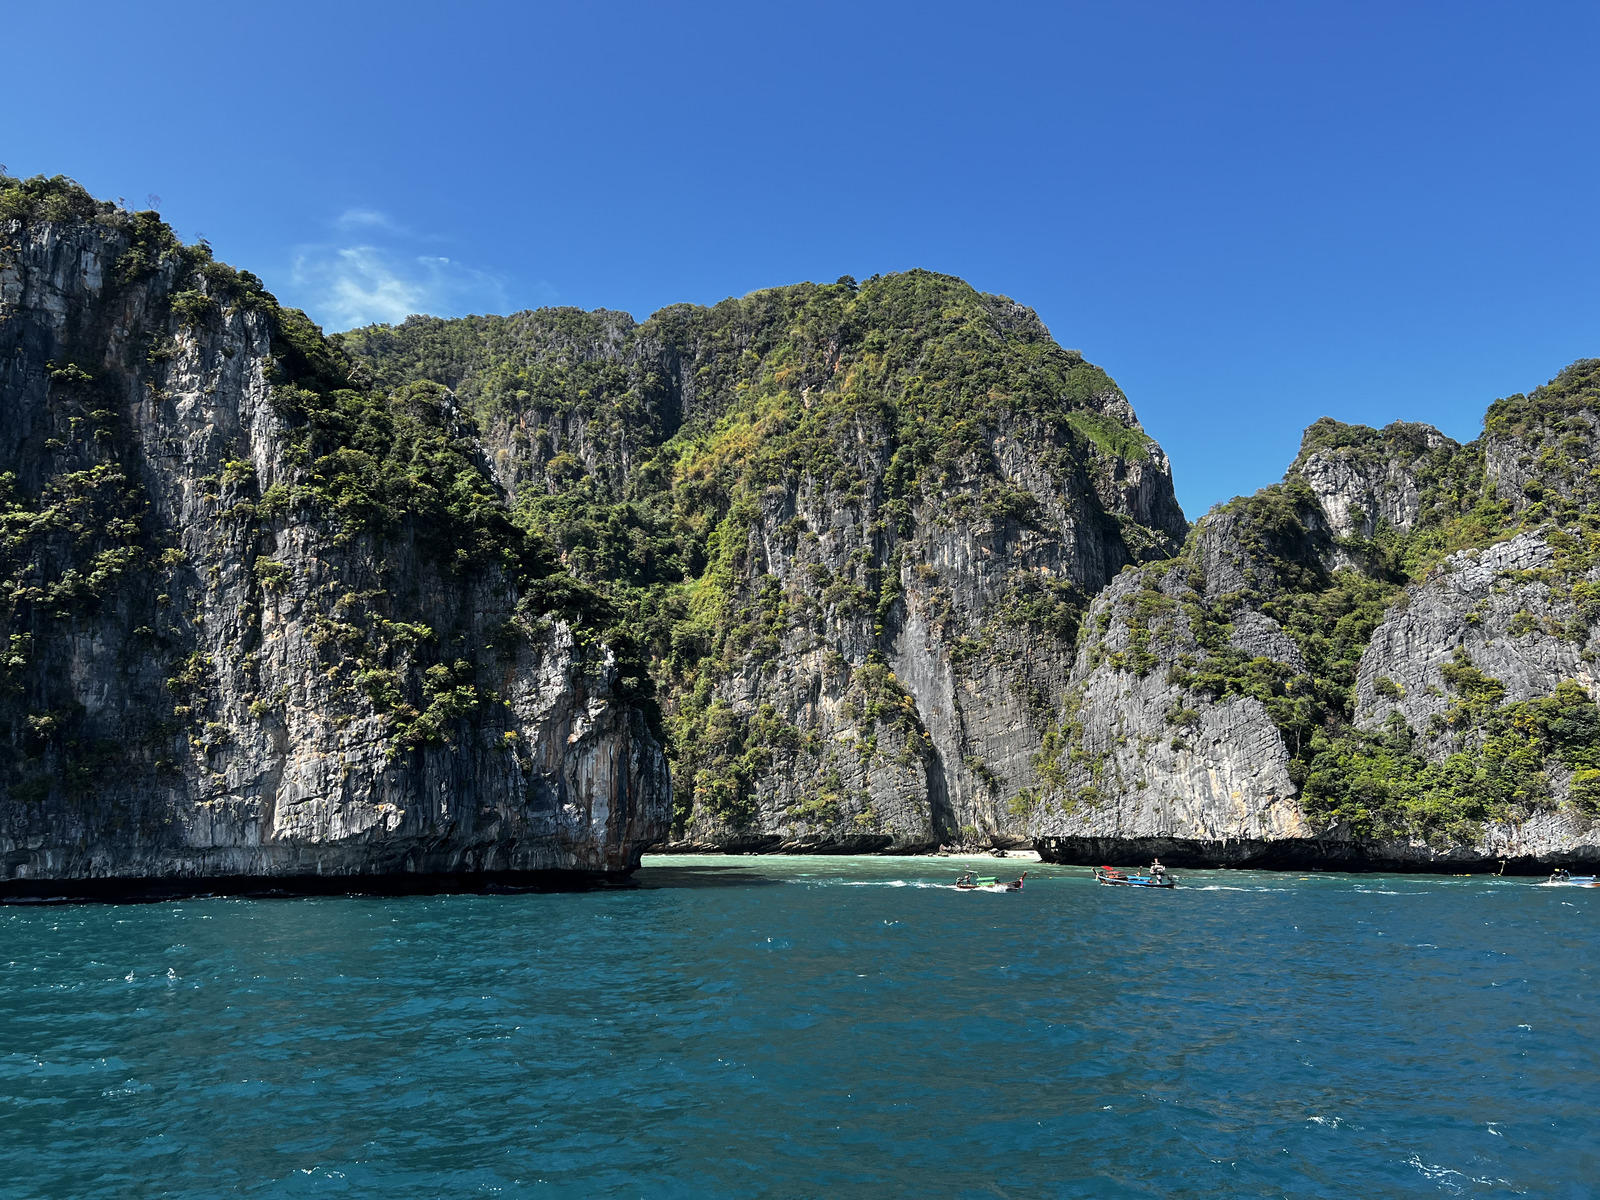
[5,0,1597,518]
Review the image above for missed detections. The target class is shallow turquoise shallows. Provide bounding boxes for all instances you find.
[3,857,1597,1198]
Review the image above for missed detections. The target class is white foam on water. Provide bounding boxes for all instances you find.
[832,880,965,890]
[1187,885,1291,892]
[101,1079,152,1098]
[1405,1154,1471,1192]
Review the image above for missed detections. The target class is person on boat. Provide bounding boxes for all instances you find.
[1150,858,1167,881]
[1550,868,1571,884]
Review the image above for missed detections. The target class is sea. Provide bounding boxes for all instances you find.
[2,855,1596,1198]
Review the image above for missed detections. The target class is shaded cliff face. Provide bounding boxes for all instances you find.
[0,178,670,894]
[341,275,1189,850]
[1031,367,1600,870]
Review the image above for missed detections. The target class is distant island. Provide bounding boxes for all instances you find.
[2,172,1596,897]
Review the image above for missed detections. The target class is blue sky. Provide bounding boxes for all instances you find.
[4,0,1597,518]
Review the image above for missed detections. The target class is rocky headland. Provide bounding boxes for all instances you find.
[3,172,1597,894]
[0,177,668,897]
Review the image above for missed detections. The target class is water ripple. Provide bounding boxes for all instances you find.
[0,859,1595,1197]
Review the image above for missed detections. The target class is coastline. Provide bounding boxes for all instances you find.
[0,867,636,906]
[649,838,1593,876]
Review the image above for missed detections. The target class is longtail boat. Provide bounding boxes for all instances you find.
[1094,865,1177,889]
[955,870,1027,892]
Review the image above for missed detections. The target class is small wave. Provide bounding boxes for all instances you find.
[1403,1155,1503,1192]
[1404,1154,1468,1189]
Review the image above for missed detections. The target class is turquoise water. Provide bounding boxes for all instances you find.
[2,856,1596,1198]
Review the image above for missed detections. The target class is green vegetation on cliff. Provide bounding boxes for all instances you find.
[341,271,1177,834]
[0,173,636,804]
[1293,363,1600,839]
[5,172,1183,845]
[1124,364,1600,843]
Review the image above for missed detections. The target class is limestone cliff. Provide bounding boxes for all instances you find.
[0,177,670,897]
[341,277,1189,851]
[10,171,1598,877]
[1031,366,1600,870]
[344,285,1600,871]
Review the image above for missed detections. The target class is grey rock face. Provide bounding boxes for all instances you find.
[1030,443,1600,869]
[1026,560,1316,864]
[1296,421,1457,539]
[665,406,1183,852]
[0,218,670,894]
[1227,609,1306,671]
[1354,533,1588,730]
[1482,409,1600,519]
[1354,530,1600,862]
[345,282,1190,854]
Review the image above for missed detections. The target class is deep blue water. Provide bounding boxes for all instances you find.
[2,856,1597,1198]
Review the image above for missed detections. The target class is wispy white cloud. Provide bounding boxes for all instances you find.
[288,241,517,331]
[334,207,411,236]
[282,206,560,330]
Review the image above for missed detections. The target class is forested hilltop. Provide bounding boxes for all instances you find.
[338,276,1187,850]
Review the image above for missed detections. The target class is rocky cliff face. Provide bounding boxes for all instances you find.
[341,275,1189,851]
[9,173,1597,877]
[1031,370,1600,871]
[346,287,1600,871]
[0,178,669,896]
[1296,418,1456,540]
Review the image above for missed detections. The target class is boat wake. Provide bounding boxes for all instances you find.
[835,880,944,889]
[1187,884,1292,892]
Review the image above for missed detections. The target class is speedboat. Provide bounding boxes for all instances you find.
[955,870,1027,892]
[1544,869,1600,887]
[1094,865,1177,889]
